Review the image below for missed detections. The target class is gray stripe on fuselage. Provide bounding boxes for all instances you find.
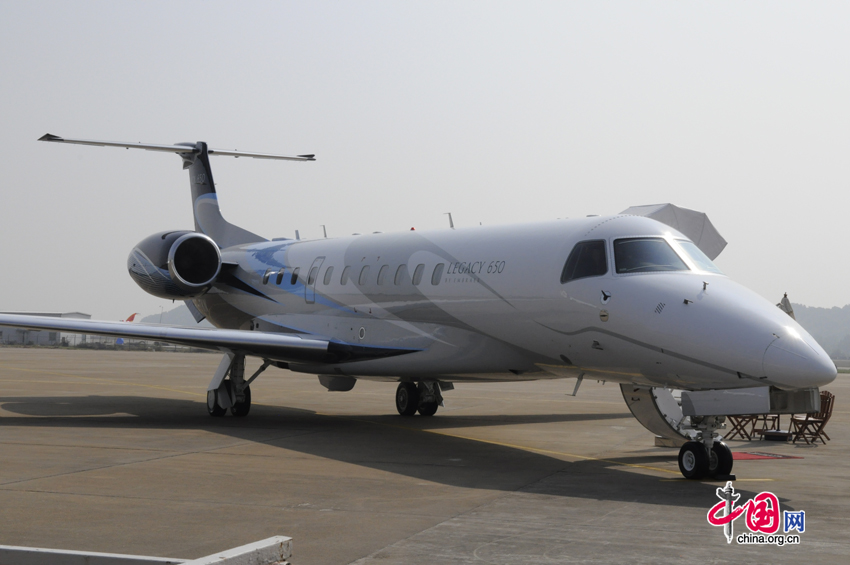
[340,232,514,323]
[536,322,739,377]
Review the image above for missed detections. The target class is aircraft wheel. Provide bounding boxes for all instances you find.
[231,384,251,417]
[396,382,419,416]
[418,401,438,417]
[678,441,709,480]
[709,440,734,477]
[207,388,226,417]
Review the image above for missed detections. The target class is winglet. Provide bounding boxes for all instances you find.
[39,133,63,142]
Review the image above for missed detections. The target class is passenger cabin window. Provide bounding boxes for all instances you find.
[377,265,389,285]
[676,241,723,274]
[561,240,608,283]
[614,238,689,274]
[262,268,273,285]
[290,267,300,285]
[412,264,425,285]
[323,266,334,285]
[394,264,408,285]
[308,266,319,285]
[340,266,351,285]
[431,263,445,285]
[358,265,371,285]
[275,270,285,285]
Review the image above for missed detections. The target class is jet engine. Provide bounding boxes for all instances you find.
[127,231,222,300]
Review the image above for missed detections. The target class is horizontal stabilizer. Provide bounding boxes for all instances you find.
[39,134,316,161]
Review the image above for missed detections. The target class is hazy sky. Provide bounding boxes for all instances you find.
[2,2,849,320]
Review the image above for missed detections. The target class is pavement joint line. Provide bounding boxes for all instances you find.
[0,435,292,488]
[471,515,599,561]
[0,440,182,453]
[348,491,516,564]
[0,487,465,519]
[354,466,590,565]
[0,438,320,458]
[0,425,332,486]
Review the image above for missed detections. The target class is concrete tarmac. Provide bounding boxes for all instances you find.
[0,348,847,564]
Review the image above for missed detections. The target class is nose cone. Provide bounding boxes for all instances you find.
[763,329,837,389]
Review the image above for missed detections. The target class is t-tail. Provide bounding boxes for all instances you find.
[39,134,315,249]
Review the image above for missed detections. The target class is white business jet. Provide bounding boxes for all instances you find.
[0,135,835,480]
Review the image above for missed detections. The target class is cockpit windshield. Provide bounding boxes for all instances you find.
[614,238,689,274]
[676,240,724,274]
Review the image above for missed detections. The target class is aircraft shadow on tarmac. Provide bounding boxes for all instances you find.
[0,395,747,508]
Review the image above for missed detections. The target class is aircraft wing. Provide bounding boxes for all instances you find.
[0,314,411,364]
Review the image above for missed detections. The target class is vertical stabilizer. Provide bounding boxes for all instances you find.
[39,134,315,248]
[180,142,267,248]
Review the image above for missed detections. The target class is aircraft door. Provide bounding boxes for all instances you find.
[305,256,325,304]
[557,239,612,332]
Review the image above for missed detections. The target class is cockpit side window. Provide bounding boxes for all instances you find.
[614,238,688,274]
[561,240,608,283]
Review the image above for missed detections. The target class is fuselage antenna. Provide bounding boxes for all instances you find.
[444,212,454,229]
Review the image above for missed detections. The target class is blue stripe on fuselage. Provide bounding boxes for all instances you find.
[242,241,355,313]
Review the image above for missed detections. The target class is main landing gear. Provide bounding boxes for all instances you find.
[207,354,269,418]
[395,381,442,417]
[677,416,735,480]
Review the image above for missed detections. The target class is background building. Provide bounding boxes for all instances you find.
[0,312,91,345]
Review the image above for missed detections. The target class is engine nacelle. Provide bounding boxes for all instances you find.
[128,231,222,300]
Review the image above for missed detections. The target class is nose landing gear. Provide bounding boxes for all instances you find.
[678,440,733,479]
[677,415,735,480]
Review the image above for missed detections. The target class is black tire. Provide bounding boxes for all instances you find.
[418,401,438,417]
[709,440,734,477]
[231,384,251,417]
[396,382,419,416]
[678,441,709,480]
[207,388,226,417]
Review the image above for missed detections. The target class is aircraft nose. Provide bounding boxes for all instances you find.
[763,332,837,389]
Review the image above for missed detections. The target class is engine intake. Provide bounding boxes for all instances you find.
[128,231,222,300]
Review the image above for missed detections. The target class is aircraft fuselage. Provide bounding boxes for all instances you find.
[195,214,834,392]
